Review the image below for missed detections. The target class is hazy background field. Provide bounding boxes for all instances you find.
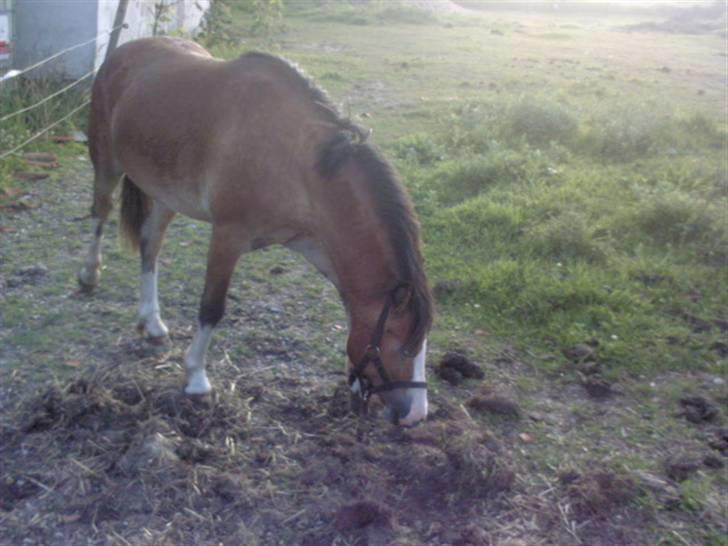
[211,0,727,378]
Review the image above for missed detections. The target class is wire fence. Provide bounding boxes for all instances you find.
[0,22,128,161]
[0,22,126,85]
[0,99,91,161]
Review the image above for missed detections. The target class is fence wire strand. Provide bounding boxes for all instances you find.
[0,98,90,161]
[0,69,95,124]
[0,23,129,159]
[0,23,127,85]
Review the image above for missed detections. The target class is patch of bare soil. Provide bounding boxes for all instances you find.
[0,352,518,545]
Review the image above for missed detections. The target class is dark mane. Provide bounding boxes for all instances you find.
[318,133,434,353]
[240,51,369,142]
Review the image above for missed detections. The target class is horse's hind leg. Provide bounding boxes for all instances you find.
[78,169,119,292]
[137,201,175,340]
[184,225,249,394]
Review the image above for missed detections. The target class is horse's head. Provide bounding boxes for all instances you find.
[347,285,429,426]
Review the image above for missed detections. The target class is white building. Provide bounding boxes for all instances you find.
[9,0,210,80]
[0,0,12,69]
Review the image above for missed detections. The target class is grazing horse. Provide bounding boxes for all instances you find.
[78,37,433,426]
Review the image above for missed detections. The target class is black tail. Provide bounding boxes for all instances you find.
[120,175,150,251]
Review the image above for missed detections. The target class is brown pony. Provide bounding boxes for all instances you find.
[78,37,433,426]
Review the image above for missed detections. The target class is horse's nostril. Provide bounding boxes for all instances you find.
[388,397,412,424]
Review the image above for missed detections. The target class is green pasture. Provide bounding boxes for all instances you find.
[2,1,725,378]
[220,3,726,376]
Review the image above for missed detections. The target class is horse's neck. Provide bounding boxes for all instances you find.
[322,183,399,301]
[288,173,399,308]
[287,226,397,301]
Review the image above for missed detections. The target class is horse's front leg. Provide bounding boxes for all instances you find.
[137,201,175,340]
[184,224,249,394]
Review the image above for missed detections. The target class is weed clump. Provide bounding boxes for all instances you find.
[527,211,607,263]
[504,96,578,147]
[565,470,642,521]
[432,151,534,204]
[633,192,722,247]
[392,132,445,165]
[445,431,515,497]
[582,104,669,161]
[439,196,524,250]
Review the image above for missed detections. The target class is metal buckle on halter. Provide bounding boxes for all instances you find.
[363,344,381,361]
[349,344,379,400]
[350,375,370,400]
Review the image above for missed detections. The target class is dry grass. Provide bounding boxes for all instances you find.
[0,345,522,545]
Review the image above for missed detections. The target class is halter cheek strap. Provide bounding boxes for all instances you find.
[348,287,428,403]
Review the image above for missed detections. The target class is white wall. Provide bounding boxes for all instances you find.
[14,0,97,79]
[13,0,209,79]
[96,0,210,70]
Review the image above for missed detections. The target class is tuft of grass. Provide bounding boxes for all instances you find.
[633,192,723,247]
[430,151,536,205]
[391,132,445,166]
[0,78,89,193]
[301,2,439,27]
[503,96,579,147]
[527,211,607,263]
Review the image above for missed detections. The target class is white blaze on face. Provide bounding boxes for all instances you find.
[398,338,428,426]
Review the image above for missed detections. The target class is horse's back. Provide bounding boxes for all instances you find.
[91,37,334,226]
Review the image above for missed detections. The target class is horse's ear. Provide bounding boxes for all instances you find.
[392,284,412,312]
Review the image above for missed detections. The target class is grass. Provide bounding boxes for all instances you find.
[8,1,718,378]
[387,95,725,373]
[1,2,724,378]
[0,78,89,195]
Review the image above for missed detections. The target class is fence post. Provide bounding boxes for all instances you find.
[105,0,130,63]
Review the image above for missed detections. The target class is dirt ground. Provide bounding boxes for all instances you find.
[0,155,725,545]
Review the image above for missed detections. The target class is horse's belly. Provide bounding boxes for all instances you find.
[132,173,212,222]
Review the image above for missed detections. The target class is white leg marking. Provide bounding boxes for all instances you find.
[138,271,169,338]
[399,338,428,426]
[184,324,213,394]
[79,219,102,287]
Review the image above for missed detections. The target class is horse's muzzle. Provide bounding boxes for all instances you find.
[383,389,427,427]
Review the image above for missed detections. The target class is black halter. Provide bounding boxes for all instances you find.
[348,286,428,404]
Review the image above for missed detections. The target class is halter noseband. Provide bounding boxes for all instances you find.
[348,286,428,404]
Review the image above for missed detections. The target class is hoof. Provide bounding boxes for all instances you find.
[136,319,170,341]
[77,282,96,295]
[77,267,99,293]
[146,335,170,347]
[185,371,212,395]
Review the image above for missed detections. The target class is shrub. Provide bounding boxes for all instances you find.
[503,96,579,147]
[634,192,719,247]
[432,149,539,205]
[373,5,439,25]
[581,103,673,162]
[436,196,524,254]
[677,113,725,151]
[302,1,438,26]
[527,211,608,263]
[392,133,445,165]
